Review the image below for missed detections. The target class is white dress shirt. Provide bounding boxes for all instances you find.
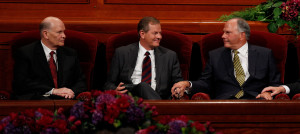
[131,42,157,90]
[232,42,250,81]
[41,41,57,96]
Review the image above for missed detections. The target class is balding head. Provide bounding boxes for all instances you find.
[40,17,63,37]
[40,16,66,50]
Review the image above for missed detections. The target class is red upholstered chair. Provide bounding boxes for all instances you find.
[106,30,193,80]
[10,30,98,91]
[192,31,288,100]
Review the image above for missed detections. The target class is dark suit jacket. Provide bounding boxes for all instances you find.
[12,41,86,100]
[104,43,183,99]
[287,81,300,96]
[192,44,281,99]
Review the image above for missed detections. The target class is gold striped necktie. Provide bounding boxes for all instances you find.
[233,50,245,99]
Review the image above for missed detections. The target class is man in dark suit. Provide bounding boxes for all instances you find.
[104,16,183,99]
[12,16,86,100]
[171,18,281,100]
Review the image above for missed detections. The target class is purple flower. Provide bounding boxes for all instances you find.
[167,120,187,134]
[70,102,85,119]
[126,104,145,124]
[0,116,11,125]
[3,123,31,134]
[35,111,42,119]
[41,128,60,134]
[92,110,103,125]
[95,93,116,106]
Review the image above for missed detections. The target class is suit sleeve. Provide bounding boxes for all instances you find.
[190,52,212,94]
[103,49,121,90]
[267,50,282,86]
[171,53,184,84]
[70,52,87,96]
[13,49,52,96]
[287,80,300,95]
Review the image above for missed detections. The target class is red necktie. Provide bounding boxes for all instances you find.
[142,51,151,85]
[49,51,58,88]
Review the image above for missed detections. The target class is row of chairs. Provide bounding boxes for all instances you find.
[2,29,299,100]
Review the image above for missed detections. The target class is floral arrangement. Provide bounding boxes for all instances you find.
[218,0,300,35]
[137,115,220,134]
[0,90,220,134]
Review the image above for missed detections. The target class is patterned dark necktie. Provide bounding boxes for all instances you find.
[141,51,151,85]
[233,50,245,99]
[49,51,58,88]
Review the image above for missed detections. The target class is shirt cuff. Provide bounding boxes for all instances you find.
[282,85,290,94]
[43,88,54,97]
[185,81,192,94]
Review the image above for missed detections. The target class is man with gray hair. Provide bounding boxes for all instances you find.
[171,18,281,100]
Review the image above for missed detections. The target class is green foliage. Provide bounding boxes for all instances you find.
[218,0,300,35]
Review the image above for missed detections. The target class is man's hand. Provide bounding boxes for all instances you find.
[261,86,286,97]
[171,81,190,99]
[53,87,75,99]
[256,92,272,100]
[115,82,127,94]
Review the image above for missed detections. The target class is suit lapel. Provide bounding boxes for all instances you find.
[248,45,257,80]
[56,47,64,87]
[128,43,139,80]
[35,42,54,86]
[154,47,162,91]
[222,48,235,80]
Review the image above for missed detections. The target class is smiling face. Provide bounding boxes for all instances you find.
[41,17,66,50]
[139,23,162,50]
[222,19,246,50]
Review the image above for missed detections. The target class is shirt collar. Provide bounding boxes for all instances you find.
[232,42,248,55]
[41,40,56,55]
[138,42,154,56]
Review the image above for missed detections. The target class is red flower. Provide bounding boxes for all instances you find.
[104,104,120,124]
[36,116,53,128]
[9,112,17,120]
[116,96,130,112]
[191,121,205,132]
[52,119,68,133]
[74,120,81,126]
[91,90,102,98]
[24,109,35,118]
[173,115,189,123]
[104,90,117,96]
[76,92,92,102]
[159,115,172,125]
[12,114,26,127]
[37,108,53,117]
[68,116,76,122]
[137,98,144,105]
[57,107,64,115]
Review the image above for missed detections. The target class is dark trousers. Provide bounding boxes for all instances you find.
[131,82,161,100]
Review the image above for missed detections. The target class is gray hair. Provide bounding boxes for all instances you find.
[235,18,251,40]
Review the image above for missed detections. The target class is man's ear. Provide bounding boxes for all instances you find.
[240,32,246,40]
[139,30,145,39]
[42,30,48,39]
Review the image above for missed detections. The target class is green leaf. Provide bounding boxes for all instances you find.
[113,120,121,128]
[273,1,283,8]
[273,7,282,18]
[263,2,274,10]
[257,16,265,21]
[276,18,286,27]
[268,23,278,33]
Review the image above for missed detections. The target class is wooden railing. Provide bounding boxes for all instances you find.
[1,100,300,133]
